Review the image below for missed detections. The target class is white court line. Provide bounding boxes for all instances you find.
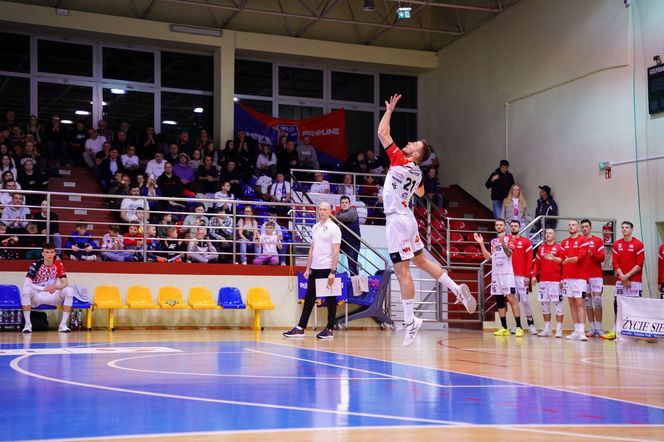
[107,351,393,381]
[266,341,664,410]
[9,354,464,427]
[18,424,664,442]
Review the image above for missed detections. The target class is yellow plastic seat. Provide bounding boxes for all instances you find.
[92,285,127,330]
[247,287,275,330]
[188,286,221,309]
[127,286,160,309]
[158,286,191,309]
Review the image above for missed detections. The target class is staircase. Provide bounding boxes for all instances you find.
[443,185,493,220]
[48,167,117,240]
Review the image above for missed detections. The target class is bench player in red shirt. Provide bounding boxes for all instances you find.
[560,220,589,341]
[603,221,645,340]
[531,228,565,338]
[508,220,536,334]
[580,219,606,337]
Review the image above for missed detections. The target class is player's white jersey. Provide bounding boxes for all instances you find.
[382,143,422,216]
[490,237,514,276]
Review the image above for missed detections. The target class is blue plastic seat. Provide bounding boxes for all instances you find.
[0,285,21,309]
[217,287,247,309]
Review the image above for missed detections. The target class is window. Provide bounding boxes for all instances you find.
[238,99,273,116]
[0,33,30,73]
[0,76,30,124]
[38,82,93,125]
[279,104,323,120]
[235,60,272,97]
[381,111,417,146]
[102,89,154,137]
[380,74,417,109]
[334,109,375,155]
[161,52,213,91]
[37,40,93,77]
[161,92,213,137]
[279,66,323,99]
[331,72,374,103]
[103,48,154,83]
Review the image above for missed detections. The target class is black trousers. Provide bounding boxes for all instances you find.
[341,242,360,275]
[298,268,337,330]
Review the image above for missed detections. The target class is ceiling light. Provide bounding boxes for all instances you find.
[60,119,73,124]
[193,107,204,113]
[170,24,222,37]
[75,110,90,116]
[363,0,375,11]
[110,88,125,95]
[162,120,177,125]
[233,97,239,102]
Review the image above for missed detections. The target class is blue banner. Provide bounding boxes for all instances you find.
[233,103,279,146]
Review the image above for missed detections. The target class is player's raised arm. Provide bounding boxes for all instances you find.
[377,94,401,149]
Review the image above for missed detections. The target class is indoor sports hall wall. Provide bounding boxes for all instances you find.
[631,0,664,296]
[419,0,653,273]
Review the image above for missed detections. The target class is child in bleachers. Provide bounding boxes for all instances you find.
[66,222,98,260]
[123,222,144,261]
[187,226,217,264]
[101,224,131,262]
[253,222,281,266]
[158,226,185,263]
[144,224,160,262]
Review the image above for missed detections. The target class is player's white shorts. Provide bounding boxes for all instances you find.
[615,281,642,298]
[491,274,516,296]
[24,289,67,308]
[586,277,604,294]
[563,278,586,298]
[386,213,424,263]
[537,282,562,303]
[515,276,529,302]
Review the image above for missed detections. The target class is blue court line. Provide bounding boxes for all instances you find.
[1,340,662,441]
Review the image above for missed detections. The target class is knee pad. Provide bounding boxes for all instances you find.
[20,287,34,306]
[520,296,533,316]
[541,302,551,315]
[553,301,564,316]
[592,295,603,309]
[584,296,592,308]
[60,287,74,307]
[495,294,506,309]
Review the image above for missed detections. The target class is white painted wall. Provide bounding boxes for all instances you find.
[420,0,637,234]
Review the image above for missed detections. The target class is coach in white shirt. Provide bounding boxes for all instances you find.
[283,201,341,340]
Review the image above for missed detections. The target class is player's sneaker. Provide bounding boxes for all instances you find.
[456,284,476,314]
[515,327,524,337]
[601,330,617,340]
[538,329,552,337]
[566,331,580,340]
[555,329,563,338]
[316,328,334,340]
[58,325,71,333]
[578,332,588,341]
[22,326,32,334]
[282,327,305,338]
[403,316,423,347]
[493,328,510,337]
[528,324,538,335]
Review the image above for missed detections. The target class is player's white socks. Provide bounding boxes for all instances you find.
[23,310,32,329]
[575,323,585,334]
[60,311,71,328]
[438,273,460,294]
[402,299,414,325]
[594,321,602,331]
[556,323,563,333]
[543,321,551,331]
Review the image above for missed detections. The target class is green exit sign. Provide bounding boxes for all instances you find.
[397,7,411,19]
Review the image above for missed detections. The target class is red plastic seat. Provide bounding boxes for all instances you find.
[432,219,446,231]
[431,230,446,244]
[449,220,467,231]
[414,207,427,219]
[464,246,484,262]
[449,232,464,243]
[417,218,426,230]
[449,246,462,261]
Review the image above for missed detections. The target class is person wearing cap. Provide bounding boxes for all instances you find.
[530,185,559,241]
[173,152,195,191]
[485,159,515,219]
